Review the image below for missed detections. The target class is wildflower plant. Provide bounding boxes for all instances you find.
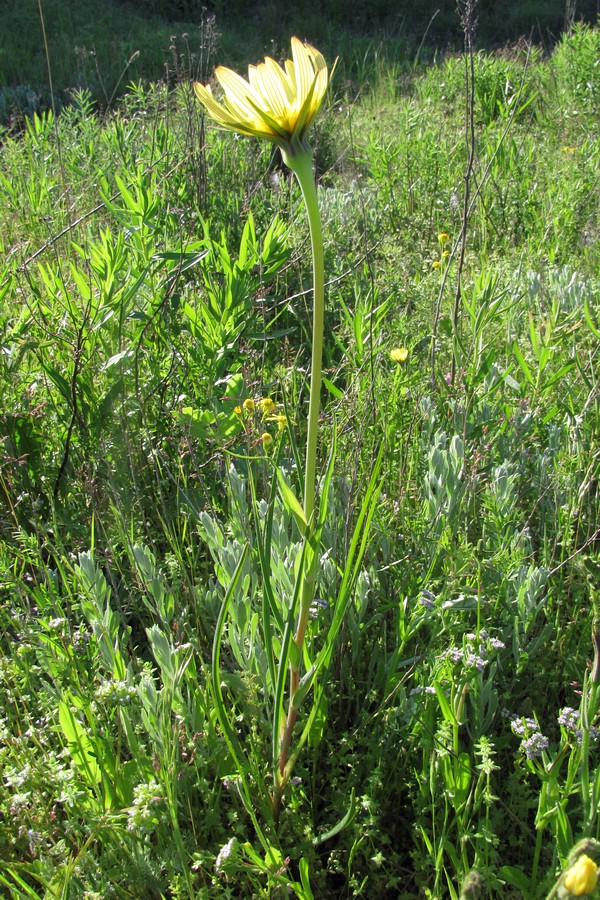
[194,37,382,844]
[194,38,328,541]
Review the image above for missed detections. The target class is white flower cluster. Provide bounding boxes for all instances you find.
[126,780,167,835]
[215,837,238,873]
[510,716,549,759]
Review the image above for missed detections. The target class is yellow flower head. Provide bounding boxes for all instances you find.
[390,347,409,364]
[260,397,275,416]
[261,431,274,450]
[193,37,329,156]
[275,414,287,431]
[564,855,599,896]
[442,248,450,257]
[242,398,255,413]
[234,405,243,416]
[432,260,441,269]
[438,232,450,243]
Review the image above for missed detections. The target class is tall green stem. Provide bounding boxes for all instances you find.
[581,618,600,829]
[273,147,325,816]
[284,148,325,527]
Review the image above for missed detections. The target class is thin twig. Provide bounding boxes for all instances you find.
[430,13,535,388]
[450,1,477,387]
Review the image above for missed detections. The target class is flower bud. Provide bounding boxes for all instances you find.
[564,855,599,896]
[390,347,408,364]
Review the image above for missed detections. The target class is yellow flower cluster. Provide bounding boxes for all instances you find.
[431,231,451,269]
[234,396,288,451]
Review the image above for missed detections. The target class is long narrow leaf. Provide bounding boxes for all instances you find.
[277,468,307,537]
[0,868,51,898]
[584,296,600,340]
[211,543,271,842]
[313,788,357,846]
[248,451,284,698]
[291,443,384,762]
[280,386,304,499]
[211,543,249,770]
[272,536,310,777]
[320,442,384,665]
[512,341,534,386]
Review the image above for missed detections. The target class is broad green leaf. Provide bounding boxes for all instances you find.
[299,857,315,899]
[453,752,472,806]
[277,469,307,536]
[512,342,534,386]
[179,406,216,439]
[434,682,458,726]
[584,296,600,339]
[323,375,343,399]
[59,697,101,785]
[499,865,531,893]
[264,844,283,870]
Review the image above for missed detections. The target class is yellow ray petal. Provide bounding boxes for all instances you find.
[291,37,313,103]
[264,56,295,103]
[215,66,260,116]
[250,63,288,119]
[284,58,297,93]
[294,75,319,137]
[193,82,245,129]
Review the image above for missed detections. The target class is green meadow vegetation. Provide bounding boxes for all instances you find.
[1,6,600,898]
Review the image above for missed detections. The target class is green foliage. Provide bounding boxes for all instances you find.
[1,20,600,899]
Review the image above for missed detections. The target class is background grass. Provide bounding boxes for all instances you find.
[1,3,600,898]
[1,0,599,124]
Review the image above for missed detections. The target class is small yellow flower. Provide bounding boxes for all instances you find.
[438,232,450,243]
[261,431,273,450]
[390,347,409,364]
[432,260,441,270]
[242,398,255,413]
[234,405,243,416]
[564,855,599,896]
[193,37,329,156]
[275,414,287,431]
[442,248,450,257]
[260,397,275,416]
